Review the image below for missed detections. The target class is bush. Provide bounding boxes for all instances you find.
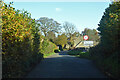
[97,1,120,57]
[67,50,82,55]
[40,38,57,56]
[89,2,120,78]
[54,49,60,53]
[79,51,91,59]
[2,2,43,78]
[67,49,91,59]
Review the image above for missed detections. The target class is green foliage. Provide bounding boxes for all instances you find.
[67,50,91,59]
[79,51,91,59]
[46,31,56,43]
[40,38,56,56]
[89,1,120,78]
[67,37,75,47]
[102,52,119,78]
[97,1,120,57]
[71,32,80,37]
[92,51,119,79]
[54,49,60,53]
[67,50,81,55]
[2,2,43,78]
[0,1,2,54]
[55,33,67,47]
[82,28,100,41]
[37,17,61,36]
[40,39,49,54]
[43,52,55,58]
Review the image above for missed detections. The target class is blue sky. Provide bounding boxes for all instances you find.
[4,0,111,2]
[9,2,111,33]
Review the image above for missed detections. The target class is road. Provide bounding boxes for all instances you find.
[26,51,107,78]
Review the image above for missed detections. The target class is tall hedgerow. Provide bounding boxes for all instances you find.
[89,1,120,78]
[2,2,43,78]
[97,1,120,57]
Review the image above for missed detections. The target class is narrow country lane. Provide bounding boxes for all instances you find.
[25,51,107,78]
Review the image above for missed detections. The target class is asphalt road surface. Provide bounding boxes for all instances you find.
[26,51,107,78]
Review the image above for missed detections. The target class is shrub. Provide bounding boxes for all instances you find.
[40,38,57,56]
[67,50,82,55]
[54,49,60,53]
[79,51,91,59]
[2,2,43,78]
[89,1,120,78]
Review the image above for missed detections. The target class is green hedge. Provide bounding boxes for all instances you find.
[40,38,57,57]
[67,50,91,59]
[2,2,43,78]
[89,2,120,79]
[67,50,81,55]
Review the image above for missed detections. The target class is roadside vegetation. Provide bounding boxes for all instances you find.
[1,2,58,78]
[1,1,119,79]
[67,1,120,79]
[1,1,78,78]
[89,1,119,79]
[67,49,91,60]
[2,2,43,78]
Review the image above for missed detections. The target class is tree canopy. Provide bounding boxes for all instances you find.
[46,31,56,43]
[82,28,100,41]
[97,1,120,56]
[37,17,61,36]
[54,33,67,47]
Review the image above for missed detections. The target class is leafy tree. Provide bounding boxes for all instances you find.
[54,33,67,47]
[37,17,61,36]
[71,32,80,37]
[97,1,120,56]
[82,28,100,41]
[46,31,56,43]
[89,1,120,78]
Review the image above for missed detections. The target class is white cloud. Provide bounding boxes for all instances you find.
[55,8,62,12]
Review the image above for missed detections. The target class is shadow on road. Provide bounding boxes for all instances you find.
[58,50,70,55]
[26,51,108,78]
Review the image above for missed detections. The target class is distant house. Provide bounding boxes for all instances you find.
[64,36,99,49]
[64,36,83,49]
[64,44,70,49]
[71,36,87,48]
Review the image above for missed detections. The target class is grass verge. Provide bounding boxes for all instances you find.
[67,50,92,60]
[43,52,56,58]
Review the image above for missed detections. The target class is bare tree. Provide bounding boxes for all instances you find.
[63,22,76,37]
